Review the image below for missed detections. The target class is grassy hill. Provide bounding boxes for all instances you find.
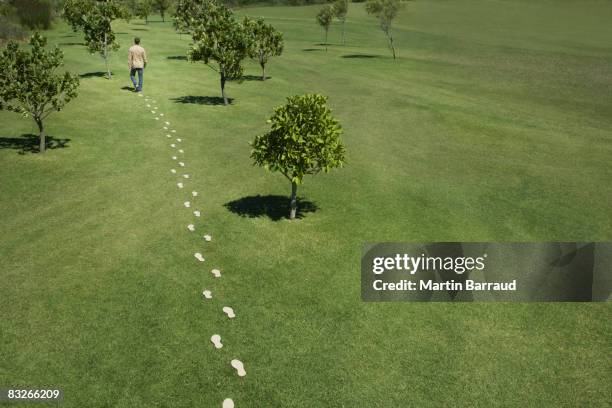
[1,1,610,406]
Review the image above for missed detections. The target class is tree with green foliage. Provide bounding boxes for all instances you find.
[136,0,152,23]
[243,17,283,81]
[251,94,346,219]
[63,0,130,79]
[0,33,79,153]
[316,4,333,51]
[366,0,403,59]
[180,0,251,105]
[153,0,171,22]
[333,0,348,45]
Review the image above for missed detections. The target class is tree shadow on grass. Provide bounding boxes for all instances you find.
[132,28,149,31]
[58,42,84,46]
[167,55,187,60]
[237,74,270,81]
[224,195,318,221]
[303,48,323,52]
[0,133,71,154]
[79,71,109,79]
[341,54,381,59]
[171,95,233,105]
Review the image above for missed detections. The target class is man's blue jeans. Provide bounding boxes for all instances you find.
[130,68,143,91]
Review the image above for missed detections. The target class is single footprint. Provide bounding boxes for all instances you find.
[203,234,212,242]
[160,113,164,117]
[223,306,236,319]
[172,156,177,160]
[166,135,171,138]
[155,117,160,120]
[171,130,177,133]
[178,162,185,167]
[177,182,184,189]
[184,201,191,208]
[183,174,189,179]
[194,210,201,217]
[222,399,234,408]
[230,359,246,377]
[170,169,176,174]
[176,138,182,142]
[192,191,198,197]
[194,252,205,262]
[163,126,168,130]
[178,149,184,153]
[211,334,223,349]
[211,268,221,278]
[187,224,195,231]
[150,110,155,114]
[202,289,212,299]
[146,104,151,107]
[165,121,170,125]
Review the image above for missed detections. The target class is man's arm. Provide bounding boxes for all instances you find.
[128,49,133,69]
[143,49,148,68]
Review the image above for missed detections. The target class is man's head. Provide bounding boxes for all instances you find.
[134,37,141,45]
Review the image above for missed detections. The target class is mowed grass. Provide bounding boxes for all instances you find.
[1,1,611,406]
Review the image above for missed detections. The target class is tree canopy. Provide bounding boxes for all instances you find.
[251,94,346,219]
[180,0,252,105]
[366,0,403,59]
[243,17,283,81]
[0,33,79,153]
[63,0,130,78]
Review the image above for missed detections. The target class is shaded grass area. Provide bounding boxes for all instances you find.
[0,1,611,407]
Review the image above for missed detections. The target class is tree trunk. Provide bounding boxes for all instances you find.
[220,71,228,105]
[341,21,345,45]
[261,62,266,81]
[35,117,45,153]
[388,32,396,60]
[325,28,328,52]
[289,181,297,220]
[161,11,165,22]
[104,32,111,79]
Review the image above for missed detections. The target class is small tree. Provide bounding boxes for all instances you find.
[63,0,130,79]
[333,0,348,45]
[366,0,403,59]
[251,94,346,220]
[153,0,171,22]
[243,17,283,81]
[136,0,152,23]
[0,33,79,153]
[316,5,333,51]
[183,0,251,105]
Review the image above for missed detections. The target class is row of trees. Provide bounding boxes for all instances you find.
[317,0,403,59]
[174,0,283,105]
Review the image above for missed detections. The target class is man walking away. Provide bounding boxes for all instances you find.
[128,37,147,92]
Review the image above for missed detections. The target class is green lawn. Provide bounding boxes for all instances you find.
[1,1,611,406]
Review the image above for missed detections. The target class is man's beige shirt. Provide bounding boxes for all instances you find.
[128,45,147,69]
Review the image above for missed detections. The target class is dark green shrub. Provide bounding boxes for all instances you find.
[13,0,53,29]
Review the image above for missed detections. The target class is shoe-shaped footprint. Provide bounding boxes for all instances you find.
[194,253,205,262]
[177,182,184,189]
[184,201,191,208]
[211,268,221,278]
[211,334,223,349]
[192,191,198,197]
[194,211,201,217]
[222,399,234,408]
[187,224,195,231]
[202,289,212,299]
[223,306,235,319]
[230,359,246,377]
[203,234,212,242]
[178,162,185,167]
[170,169,176,174]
